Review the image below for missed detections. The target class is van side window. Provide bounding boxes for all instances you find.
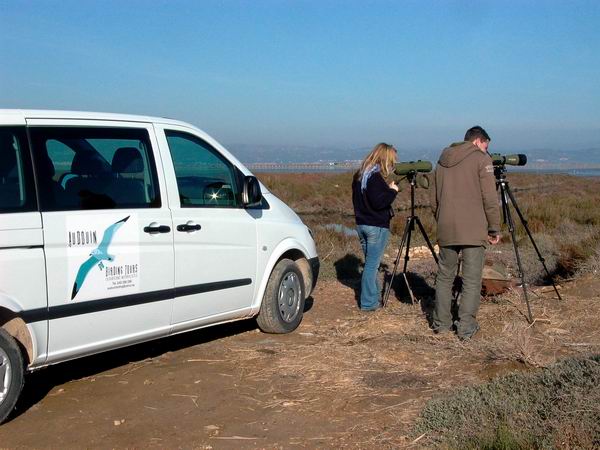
[0,127,36,213]
[29,127,161,211]
[165,130,239,208]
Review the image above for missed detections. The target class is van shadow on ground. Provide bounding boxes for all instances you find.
[11,296,315,424]
[11,320,253,423]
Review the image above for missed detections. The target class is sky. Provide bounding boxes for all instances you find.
[1,0,599,154]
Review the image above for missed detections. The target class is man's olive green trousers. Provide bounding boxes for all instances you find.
[433,245,485,339]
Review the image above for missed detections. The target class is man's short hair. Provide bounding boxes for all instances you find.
[464,126,491,142]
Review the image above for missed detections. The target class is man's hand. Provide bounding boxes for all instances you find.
[389,181,399,192]
[488,234,501,245]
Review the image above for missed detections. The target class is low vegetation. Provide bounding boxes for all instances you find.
[256,170,600,447]
[257,171,600,281]
[414,354,600,449]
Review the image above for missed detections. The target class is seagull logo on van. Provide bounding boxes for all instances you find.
[71,216,130,300]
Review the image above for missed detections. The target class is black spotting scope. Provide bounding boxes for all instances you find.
[491,153,527,167]
[394,160,433,176]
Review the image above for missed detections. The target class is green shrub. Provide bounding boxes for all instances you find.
[514,233,559,284]
[460,422,536,450]
[414,355,600,449]
[575,244,600,276]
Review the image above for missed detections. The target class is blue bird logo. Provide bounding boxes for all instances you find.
[71,216,130,300]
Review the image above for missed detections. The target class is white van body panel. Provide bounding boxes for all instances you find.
[23,118,176,365]
[252,205,317,311]
[0,109,318,374]
[0,262,45,365]
[169,308,254,335]
[0,111,25,126]
[40,209,175,365]
[0,212,43,247]
[153,123,259,326]
[247,192,318,312]
[252,234,315,313]
[0,213,47,366]
[13,109,188,127]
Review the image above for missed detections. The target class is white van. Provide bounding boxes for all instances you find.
[0,109,319,423]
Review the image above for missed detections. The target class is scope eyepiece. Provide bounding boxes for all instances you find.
[394,160,433,176]
[491,153,527,167]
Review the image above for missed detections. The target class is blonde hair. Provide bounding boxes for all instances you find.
[357,143,397,179]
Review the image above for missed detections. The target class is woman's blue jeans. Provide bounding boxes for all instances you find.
[356,225,390,310]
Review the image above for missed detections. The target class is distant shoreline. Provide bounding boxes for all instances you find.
[248,163,600,177]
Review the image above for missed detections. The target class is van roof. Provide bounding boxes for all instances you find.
[0,109,257,180]
[0,109,197,128]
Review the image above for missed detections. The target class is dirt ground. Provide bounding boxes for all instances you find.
[1,267,600,449]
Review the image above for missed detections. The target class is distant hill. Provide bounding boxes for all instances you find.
[226,143,600,167]
[520,147,600,165]
[226,144,369,164]
[227,144,435,164]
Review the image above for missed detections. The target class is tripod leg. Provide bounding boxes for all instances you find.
[505,185,563,301]
[383,217,411,306]
[500,183,509,225]
[502,184,534,323]
[403,272,416,304]
[452,257,462,302]
[402,219,414,273]
[415,217,439,264]
[402,218,416,304]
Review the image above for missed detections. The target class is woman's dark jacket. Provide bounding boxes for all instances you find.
[352,172,397,228]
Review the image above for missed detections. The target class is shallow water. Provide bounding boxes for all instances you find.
[515,168,600,177]
[322,223,357,237]
[254,164,600,177]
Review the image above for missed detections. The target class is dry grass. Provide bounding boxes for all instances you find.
[213,273,600,447]
[257,171,600,283]
[258,172,353,215]
[250,171,600,446]
[575,243,600,276]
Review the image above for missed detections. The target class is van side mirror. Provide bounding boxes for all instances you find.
[242,175,262,207]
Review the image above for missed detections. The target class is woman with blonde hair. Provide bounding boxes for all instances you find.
[352,143,399,311]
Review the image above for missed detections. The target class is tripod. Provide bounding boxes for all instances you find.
[383,171,438,306]
[495,166,563,323]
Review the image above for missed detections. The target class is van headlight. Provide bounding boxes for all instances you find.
[307,226,314,239]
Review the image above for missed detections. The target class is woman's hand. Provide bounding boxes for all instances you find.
[388,181,399,192]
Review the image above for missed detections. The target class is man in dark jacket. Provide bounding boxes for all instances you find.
[430,126,501,339]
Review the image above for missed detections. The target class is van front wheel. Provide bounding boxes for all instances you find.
[0,328,24,424]
[257,259,305,333]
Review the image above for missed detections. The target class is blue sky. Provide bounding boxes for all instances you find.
[1,0,599,153]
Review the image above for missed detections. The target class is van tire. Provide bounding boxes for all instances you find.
[0,328,24,424]
[257,259,305,334]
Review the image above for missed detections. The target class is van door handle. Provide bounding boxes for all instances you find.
[176,223,202,232]
[144,224,171,234]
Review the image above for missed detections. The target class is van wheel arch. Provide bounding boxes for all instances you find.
[277,250,312,297]
[0,327,25,424]
[256,258,305,334]
[0,309,33,367]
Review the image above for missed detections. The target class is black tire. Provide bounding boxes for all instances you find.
[257,258,306,334]
[0,328,24,424]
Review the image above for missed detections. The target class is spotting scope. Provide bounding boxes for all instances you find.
[491,153,527,167]
[394,160,433,176]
